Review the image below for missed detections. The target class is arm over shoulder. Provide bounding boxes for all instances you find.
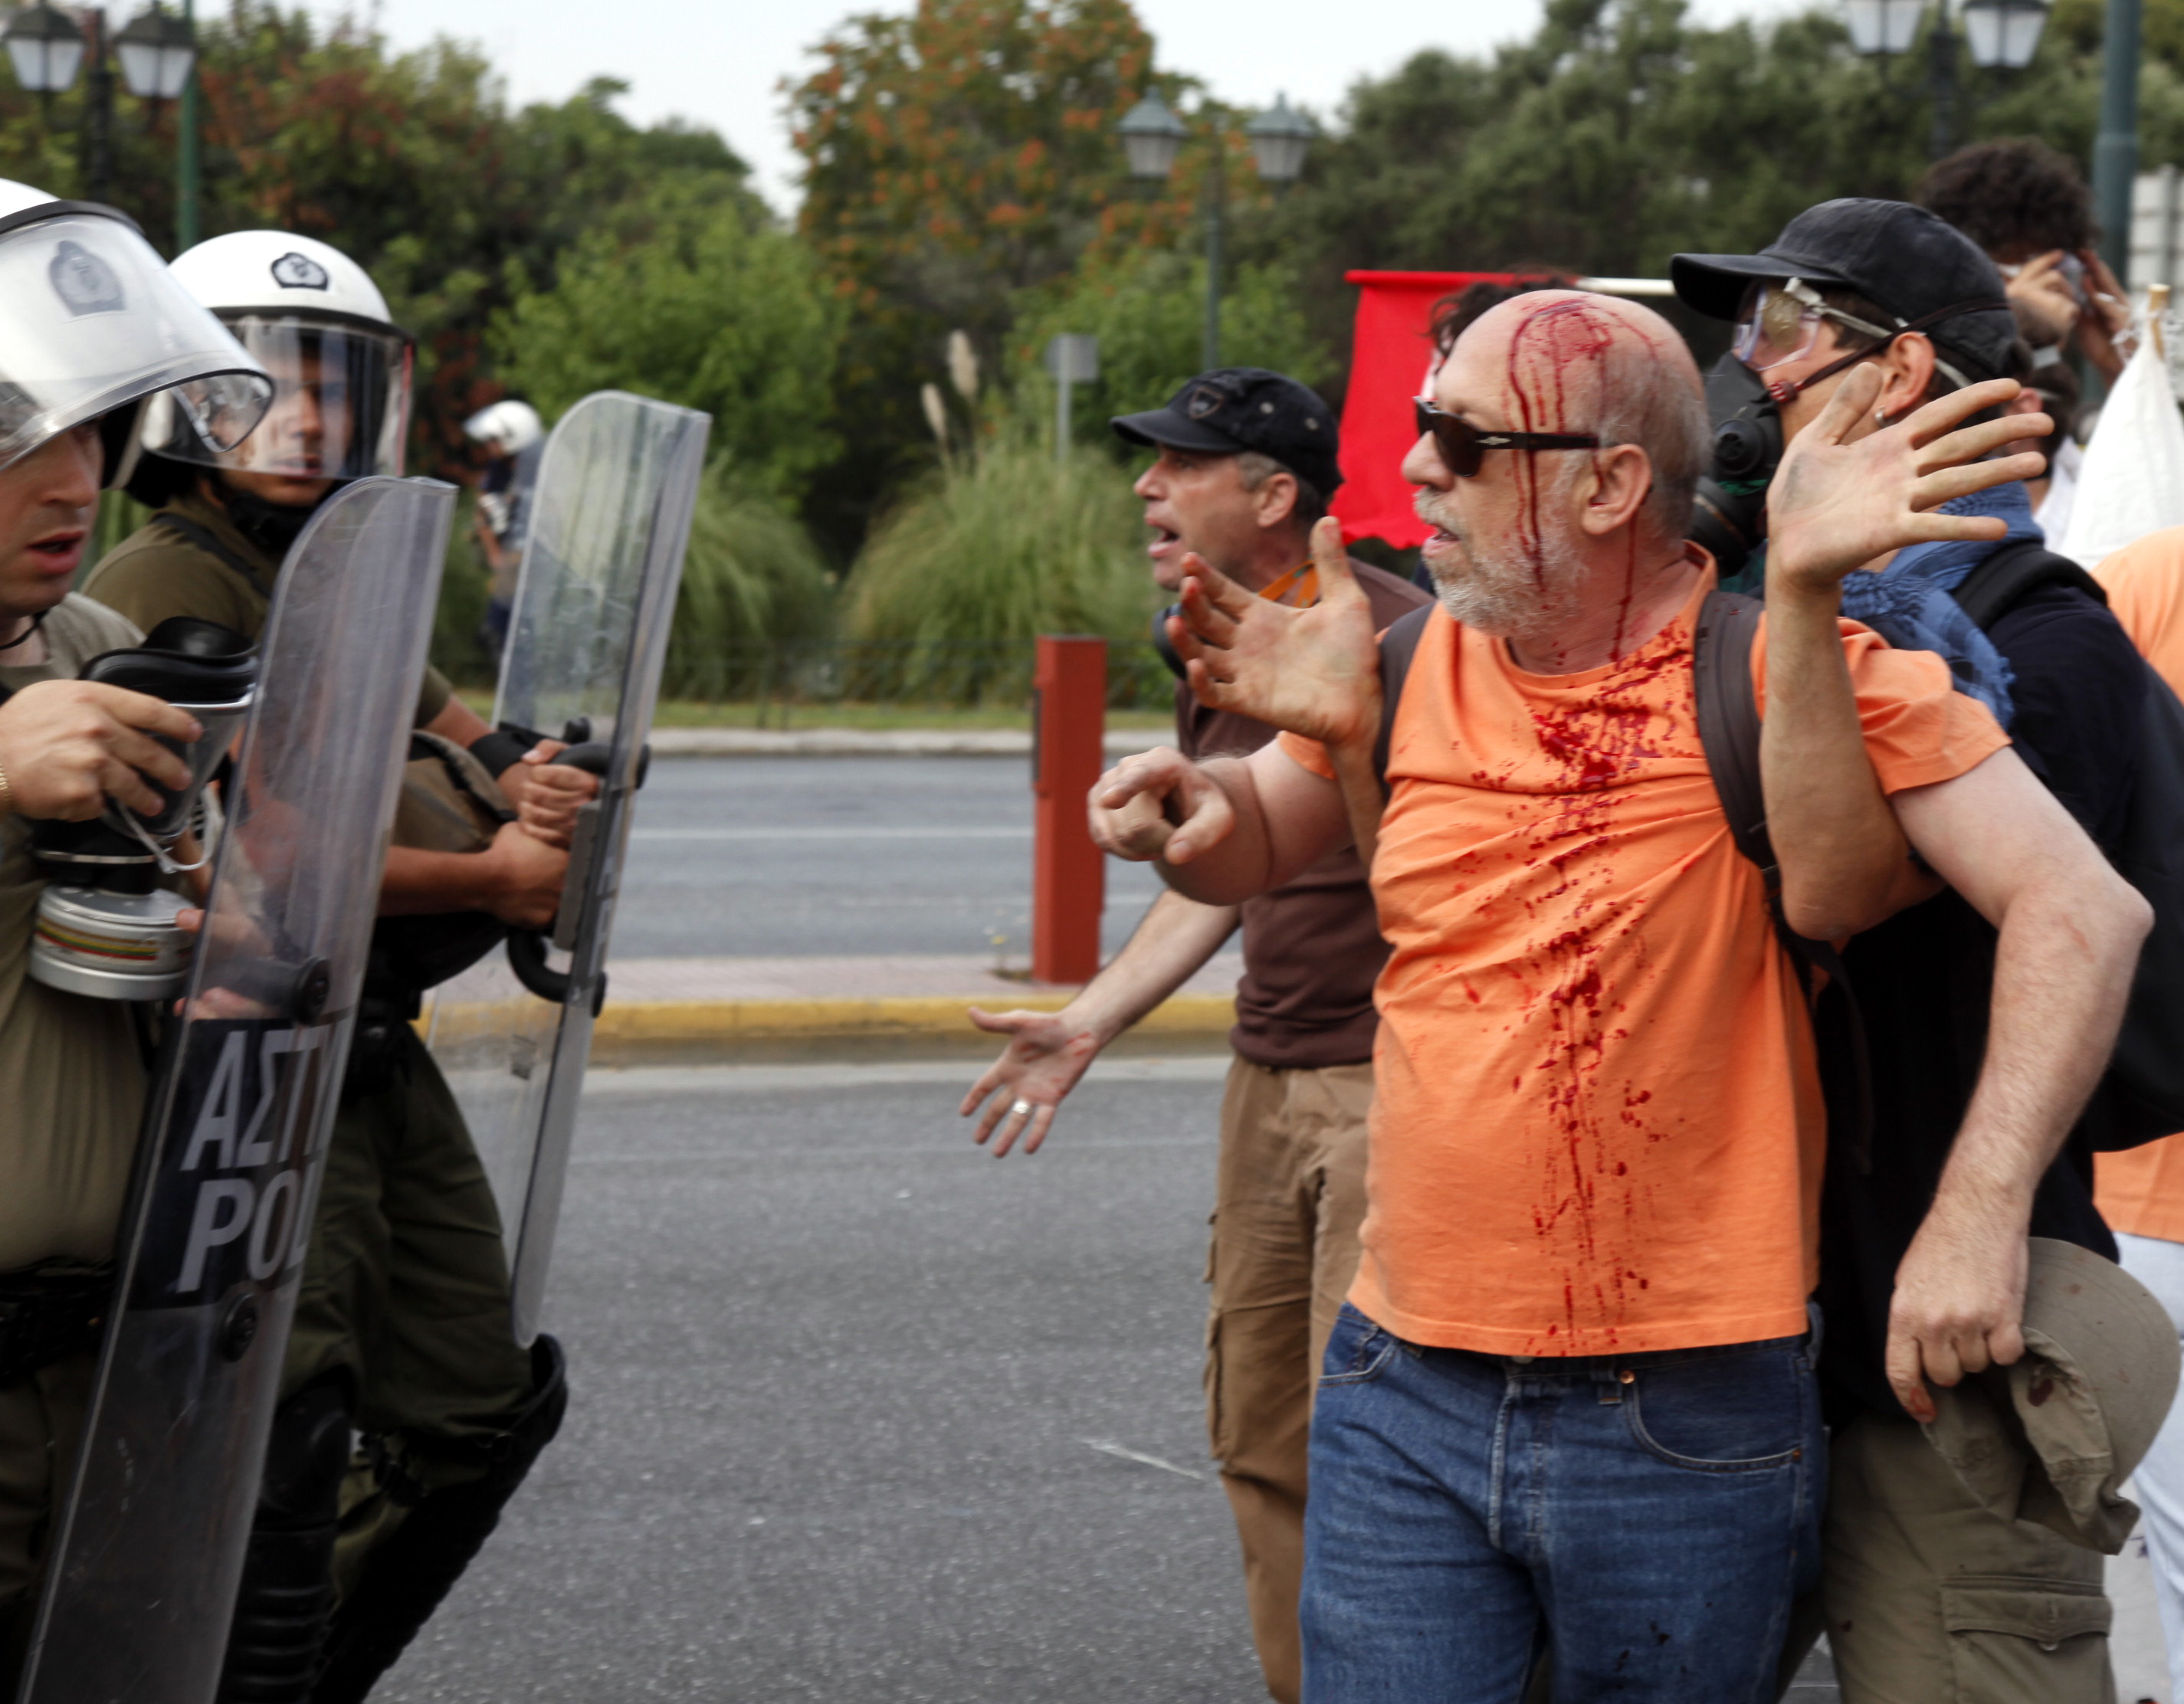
[1756,621,2014,796]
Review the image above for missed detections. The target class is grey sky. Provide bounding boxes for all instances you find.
[308,0,1810,215]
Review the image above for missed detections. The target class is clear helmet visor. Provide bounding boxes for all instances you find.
[141,313,412,480]
[0,207,271,471]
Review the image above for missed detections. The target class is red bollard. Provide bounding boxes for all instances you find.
[1031,634,1107,985]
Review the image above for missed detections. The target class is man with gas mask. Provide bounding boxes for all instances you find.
[84,231,591,1703]
[1674,198,2143,1700]
[0,177,276,1685]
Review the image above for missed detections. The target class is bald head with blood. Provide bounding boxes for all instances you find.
[1405,290,1708,661]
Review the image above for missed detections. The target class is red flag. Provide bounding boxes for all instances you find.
[1331,270,1511,549]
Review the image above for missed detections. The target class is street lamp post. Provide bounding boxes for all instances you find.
[1841,0,2048,157]
[2,2,198,234]
[1118,89,1316,370]
[2092,0,2143,283]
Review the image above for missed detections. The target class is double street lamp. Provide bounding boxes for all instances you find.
[5,0,201,244]
[1841,0,2050,157]
[1117,89,1317,369]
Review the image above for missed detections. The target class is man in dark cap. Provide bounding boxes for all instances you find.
[962,367,1426,1704]
[1675,199,2143,1702]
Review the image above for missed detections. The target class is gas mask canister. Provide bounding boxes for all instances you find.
[28,618,256,1001]
[1689,352,1785,582]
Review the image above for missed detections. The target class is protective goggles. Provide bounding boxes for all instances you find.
[1412,398,1598,477]
[1731,278,1896,372]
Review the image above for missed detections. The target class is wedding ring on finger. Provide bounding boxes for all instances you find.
[1011,1099,1034,1118]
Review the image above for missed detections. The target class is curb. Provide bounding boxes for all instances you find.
[586,991,1236,1066]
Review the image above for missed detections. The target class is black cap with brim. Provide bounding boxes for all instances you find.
[1109,366,1344,499]
[1669,251,1858,323]
[1671,198,2018,383]
[1111,408,1246,457]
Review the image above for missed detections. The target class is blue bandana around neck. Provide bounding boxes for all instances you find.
[1834,481,2037,729]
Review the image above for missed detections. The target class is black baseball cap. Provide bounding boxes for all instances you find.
[1111,367,1344,499]
[1672,198,2017,383]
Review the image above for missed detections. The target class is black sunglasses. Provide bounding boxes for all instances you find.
[1412,398,1599,477]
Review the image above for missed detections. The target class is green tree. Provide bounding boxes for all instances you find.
[1007,244,1333,448]
[1261,0,2184,364]
[490,184,844,500]
[788,0,1225,549]
[0,4,758,477]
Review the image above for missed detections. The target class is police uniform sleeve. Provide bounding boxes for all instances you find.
[414,666,454,730]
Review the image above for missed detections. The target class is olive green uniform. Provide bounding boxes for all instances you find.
[0,595,150,1679]
[84,497,535,1572]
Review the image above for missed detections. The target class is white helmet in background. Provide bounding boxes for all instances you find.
[143,229,413,482]
[463,398,543,457]
[0,179,271,480]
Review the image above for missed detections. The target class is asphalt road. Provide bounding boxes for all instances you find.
[612,756,1169,962]
[379,1058,1264,1703]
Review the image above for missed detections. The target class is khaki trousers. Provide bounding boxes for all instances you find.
[1820,1410,2114,1703]
[1206,1055,1372,1704]
[284,1026,535,1592]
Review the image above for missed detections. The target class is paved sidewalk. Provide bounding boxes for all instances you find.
[423,951,1244,1065]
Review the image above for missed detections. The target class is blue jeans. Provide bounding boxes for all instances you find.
[1300,1303,1824,1703]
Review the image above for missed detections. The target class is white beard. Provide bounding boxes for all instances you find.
[1416,487,1590,643]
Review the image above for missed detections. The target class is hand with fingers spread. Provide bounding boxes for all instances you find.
[1089,748,1235,866]
[1766,368,2050,601]
[1171,516,1382,749]
[0,677,202,821]
[1885,1195,2032,1423]
[959,1008,1103,1157]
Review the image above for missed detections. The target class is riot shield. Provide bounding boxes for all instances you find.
[423,392,707,1345]
[17,476,453,1704]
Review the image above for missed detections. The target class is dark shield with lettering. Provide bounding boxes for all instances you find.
[16,476,454,1704]
[422,392,707,1345]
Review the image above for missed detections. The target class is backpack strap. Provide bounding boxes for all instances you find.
[1372,605,1435,792]
[151,512,275,601]
[1692,588,1877,1171]
[1948,537,2107,628]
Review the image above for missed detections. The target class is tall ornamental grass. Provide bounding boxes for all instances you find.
[844,428,1154,647]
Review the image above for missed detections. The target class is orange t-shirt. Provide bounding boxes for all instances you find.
[2094,527,2184,1240]
[1281,572,2009,1355]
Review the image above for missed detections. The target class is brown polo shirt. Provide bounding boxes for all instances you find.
[1176,558,1430,1070]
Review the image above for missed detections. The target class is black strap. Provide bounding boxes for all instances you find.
[1946,537,2107,628]
[1372,605,1435,793]
[1694,588,1875,1171]
[151,512,274,601]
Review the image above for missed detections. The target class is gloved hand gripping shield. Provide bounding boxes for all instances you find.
[423,392,707,1345]
[15,476,454,1704]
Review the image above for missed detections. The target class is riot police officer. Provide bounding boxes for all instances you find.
[84,230,588,1703]
[0,176,274,1686]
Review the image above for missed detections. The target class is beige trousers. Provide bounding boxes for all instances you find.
[1206,1055,1372,1704]
[1820,1410,2114,1703]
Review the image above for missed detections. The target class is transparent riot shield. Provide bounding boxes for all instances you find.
[17,476,453,1704]
[423,392,707,1345]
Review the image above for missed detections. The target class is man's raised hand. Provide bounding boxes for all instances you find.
[1171,516,1382,751]
[1766,367,2051,601]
